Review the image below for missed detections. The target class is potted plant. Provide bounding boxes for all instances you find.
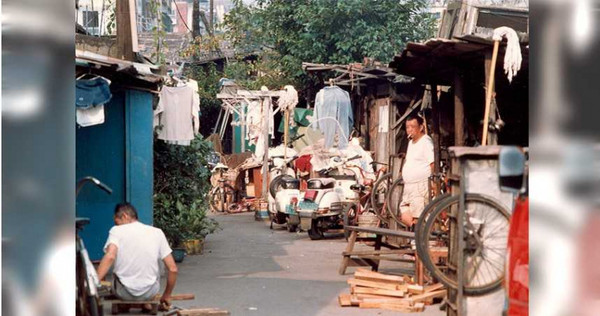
[180,202,218,255]
[153,135,220,262]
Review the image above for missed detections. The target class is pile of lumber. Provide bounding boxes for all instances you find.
[338,268,446,312]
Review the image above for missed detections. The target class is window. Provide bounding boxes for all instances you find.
[83,11,99,28]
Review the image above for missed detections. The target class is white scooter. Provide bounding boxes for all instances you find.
[296,155,362,240]
[268,155,301,231]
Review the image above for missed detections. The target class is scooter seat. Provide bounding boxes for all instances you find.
[350,184,366,192]
[307,178,335,189]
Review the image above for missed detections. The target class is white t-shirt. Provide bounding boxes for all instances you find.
[402,134,435,183]
[103,221,172,296]
[154,85,200,142]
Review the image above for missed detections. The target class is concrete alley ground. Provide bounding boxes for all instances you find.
[106,212,444,316]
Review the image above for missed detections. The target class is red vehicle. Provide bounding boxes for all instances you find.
[499,147,528,316]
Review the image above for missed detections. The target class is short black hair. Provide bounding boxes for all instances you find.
[114,202,138,219]
[406,114,424,125]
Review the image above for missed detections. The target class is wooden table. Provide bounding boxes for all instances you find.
[339,225,426,285]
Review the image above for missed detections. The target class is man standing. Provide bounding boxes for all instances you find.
[400,114,435,227]
[96,203,178,309]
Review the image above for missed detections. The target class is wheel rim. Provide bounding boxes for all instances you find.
[420,194,510,295]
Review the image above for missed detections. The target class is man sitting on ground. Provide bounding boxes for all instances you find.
[97,203,178,310]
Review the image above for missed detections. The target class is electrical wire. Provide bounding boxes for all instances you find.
[170,0,193,34]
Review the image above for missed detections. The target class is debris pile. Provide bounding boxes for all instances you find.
[338,268,446,312]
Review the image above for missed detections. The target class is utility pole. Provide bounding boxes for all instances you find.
[209,0,214,33]
[192,0,200,38]
[116,0,139,61]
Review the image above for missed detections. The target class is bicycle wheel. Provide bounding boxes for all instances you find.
[370,173,392,222]
[342,203,359,240]
[419,194,510,296]
[385,178,406,227]
[209,187,225,212]
[415,194,452,249]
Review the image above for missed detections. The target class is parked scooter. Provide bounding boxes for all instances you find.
[296,155,362,240]
[268,155,301,230]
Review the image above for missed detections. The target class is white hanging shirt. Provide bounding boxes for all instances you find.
[154,85,200,141]
[103,221,172,296]
[77,105,105,127]
[402,134,434,183]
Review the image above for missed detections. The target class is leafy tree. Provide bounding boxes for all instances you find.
[224,0,436,83]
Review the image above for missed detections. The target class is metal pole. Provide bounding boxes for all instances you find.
[241,103,246,152]
[284,108,289,159]
[261,98,269,200]
[457,161,467,316]
[213,107,223,135]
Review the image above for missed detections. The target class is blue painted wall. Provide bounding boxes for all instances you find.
[76,89,154,260]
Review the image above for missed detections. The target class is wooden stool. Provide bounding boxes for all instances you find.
[339,226,419,277]
[109,300,159,315]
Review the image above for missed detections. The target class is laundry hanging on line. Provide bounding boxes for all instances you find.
[153,84,200,144]
[313,86,354,149]
[76,77,112,127]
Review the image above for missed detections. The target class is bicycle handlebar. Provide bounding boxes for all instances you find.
[76,176,113,197]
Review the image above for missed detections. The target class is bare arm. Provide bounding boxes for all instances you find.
[160,254,178,305]
[430,162,435,174]
[96,243,117,281]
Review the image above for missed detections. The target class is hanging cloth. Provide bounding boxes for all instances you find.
[154,85,200,143]
[75,77,112,127]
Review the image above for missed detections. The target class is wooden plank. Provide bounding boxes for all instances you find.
[344,249,413,256]
[354,269,406,283]
[409,289,447,303]
[347,278,403,291]
[359,301,424,312]
[345,226,416,239]
[425,283,445,293]
[338,294,353,307]
[153,293,195,301]
[352,286,406,298]
[407,284,425,294]
[177,309,230,316]
[358,296,411,306]
[339,230,358,275]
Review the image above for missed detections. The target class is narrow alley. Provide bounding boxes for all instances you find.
[107,213,445,316]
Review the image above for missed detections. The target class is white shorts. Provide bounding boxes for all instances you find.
[114,276,160,301]
[400,179,429,218]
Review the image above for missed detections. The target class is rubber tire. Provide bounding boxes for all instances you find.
[342,203,358,240]
[287,223,298,232]
[370,173,392,222]
[308,219,324,240]
[415,194,451,251]
[385,177,406,227]
[269,174,294,198]
[419,194,510,296]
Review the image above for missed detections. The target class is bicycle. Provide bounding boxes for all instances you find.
[415,192,510,296]
[340,161,388,239]
[208,164,236,213]
[76,176,113,316]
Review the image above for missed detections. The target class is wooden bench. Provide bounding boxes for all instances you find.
[339,226,427,285]
[107,300,159,315]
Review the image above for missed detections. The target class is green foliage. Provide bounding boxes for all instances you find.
[183,63,223,111]
[153,134,219,246]
[223,0,437,84]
